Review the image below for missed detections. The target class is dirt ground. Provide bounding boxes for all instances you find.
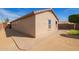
[0,29,79,51]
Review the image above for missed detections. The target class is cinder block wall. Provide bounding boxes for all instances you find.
[0,23,8,29]
[58,24,79,30]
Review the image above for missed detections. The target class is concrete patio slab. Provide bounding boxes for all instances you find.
[0,29,79,51]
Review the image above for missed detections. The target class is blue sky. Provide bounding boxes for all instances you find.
[0,8,79,22]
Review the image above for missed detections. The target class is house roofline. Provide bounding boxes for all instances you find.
[11,9,59,23]
[51,9,59,21]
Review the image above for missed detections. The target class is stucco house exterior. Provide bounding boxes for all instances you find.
[10,9,59,38]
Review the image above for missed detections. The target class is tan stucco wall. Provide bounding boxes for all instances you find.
[35,11,58,38]
[11,11,58,38]
[11,15,35,37]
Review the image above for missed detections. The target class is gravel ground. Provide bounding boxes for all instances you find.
[0,29,79,51]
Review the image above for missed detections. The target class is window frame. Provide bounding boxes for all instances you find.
[48,19,52,29]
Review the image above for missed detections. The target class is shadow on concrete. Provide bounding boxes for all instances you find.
[60,34,79,39]
[5,28,34,38]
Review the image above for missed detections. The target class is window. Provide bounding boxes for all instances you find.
[48,19,51,29]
